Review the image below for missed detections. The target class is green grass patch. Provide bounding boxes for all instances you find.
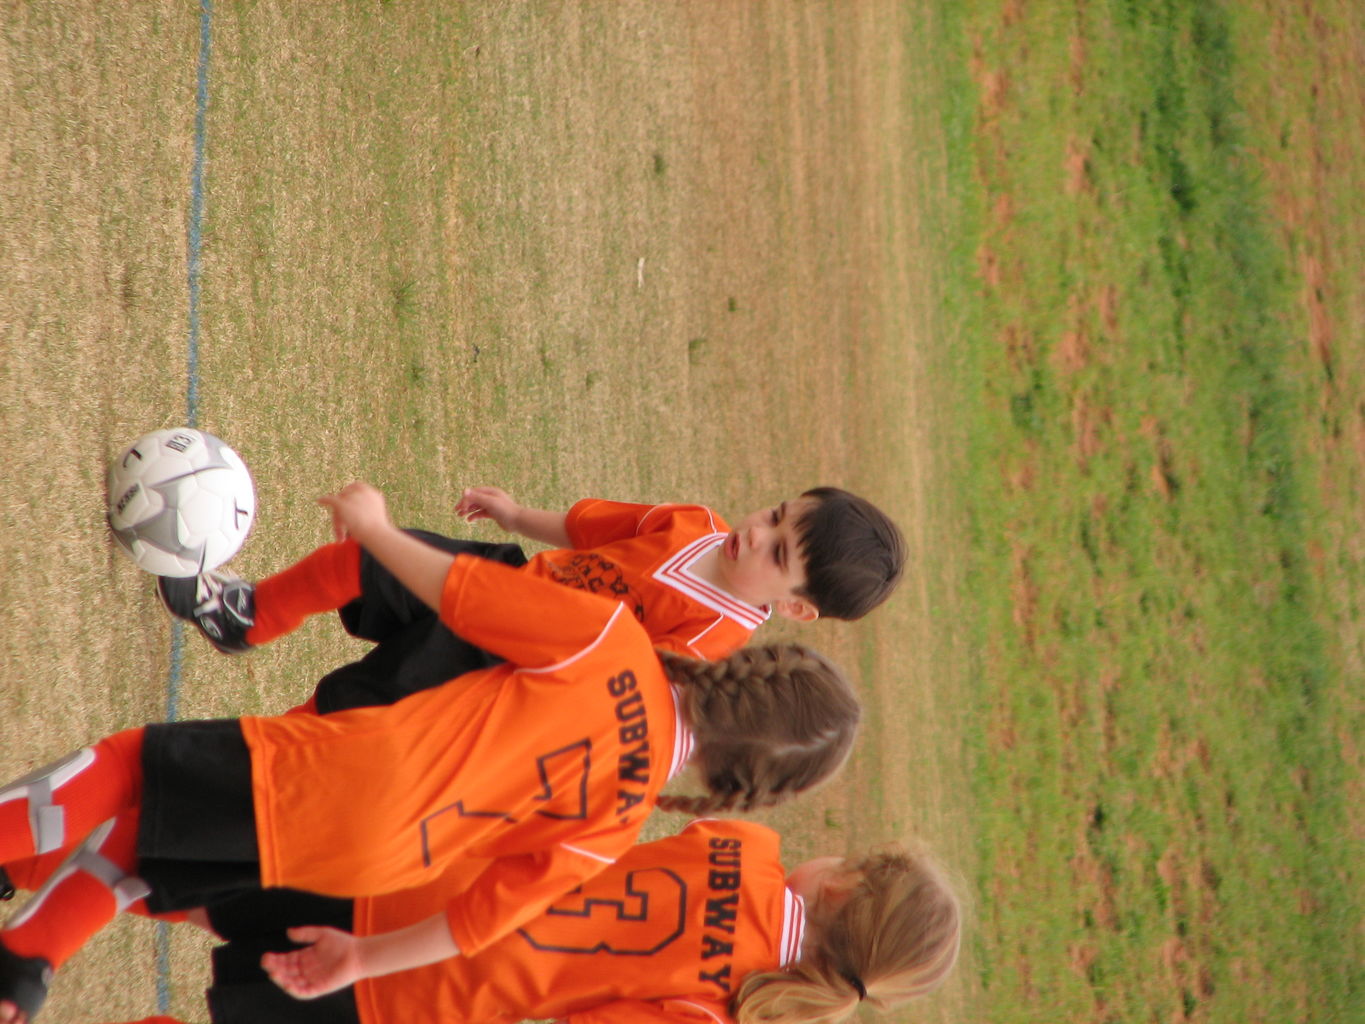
[942,0,1362,1019]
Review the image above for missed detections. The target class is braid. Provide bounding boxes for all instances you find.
[655,792,731,816]
[658,644,860,814]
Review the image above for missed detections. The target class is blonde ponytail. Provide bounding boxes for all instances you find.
[732,847,962,1024]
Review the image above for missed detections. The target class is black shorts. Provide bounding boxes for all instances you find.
[314,529,526,714]
[207,943,359,1024]
[206,900,360,1024]
[206,887,358,1024]
[137,720,261,913]
[206,886,355,940]
[137,736,362,1024]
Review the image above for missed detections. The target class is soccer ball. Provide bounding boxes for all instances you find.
[107,427,256,577]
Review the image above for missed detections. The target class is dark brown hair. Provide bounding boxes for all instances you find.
[793,487,906,620]
[655,645,861,815]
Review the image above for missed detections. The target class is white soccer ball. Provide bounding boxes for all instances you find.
[107,427,256,577]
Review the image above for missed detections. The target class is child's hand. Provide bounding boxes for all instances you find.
[262,925,364,998]
[318,482,393,544]
[455,486,522,532]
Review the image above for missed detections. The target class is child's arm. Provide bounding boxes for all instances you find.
[455,486,571,548]
[319,483,453,612]
[442,841,625,956]
[322,482,628,668]
[261,915,458,999]
[262,842,624,997]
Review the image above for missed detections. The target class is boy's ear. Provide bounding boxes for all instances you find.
[772,596,819,623]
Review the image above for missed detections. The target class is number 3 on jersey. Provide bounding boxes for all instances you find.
[517,867,688,956]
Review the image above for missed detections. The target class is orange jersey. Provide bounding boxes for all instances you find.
[565,996,733,1024]
[352,819,805,1024]
[240,554,691,955]
[523,500,769,660]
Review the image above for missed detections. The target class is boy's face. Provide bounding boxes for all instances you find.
[715,497,819,622]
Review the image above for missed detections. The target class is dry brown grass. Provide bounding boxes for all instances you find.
[1,3,966,1023]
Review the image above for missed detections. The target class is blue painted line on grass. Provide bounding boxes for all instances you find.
[158,0,212,1012]
[184,0,212,433]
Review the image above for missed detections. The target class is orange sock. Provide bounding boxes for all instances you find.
[2,826,186,924]
[1,851,66,893]
[0,728,143,861]
[246,539,363,646]
[1,814,139,968]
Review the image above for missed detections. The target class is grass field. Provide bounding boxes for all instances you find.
[943,1,1365,1019]
[0,2,1361,1023]
[944,4,1365,1021]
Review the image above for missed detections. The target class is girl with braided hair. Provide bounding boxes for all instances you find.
[0,484,860,1023]
[656,647,862,816]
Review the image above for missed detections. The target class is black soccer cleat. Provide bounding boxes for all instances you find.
[0,867,13,901]
[158,569,256,655]
[0,943,52,1022]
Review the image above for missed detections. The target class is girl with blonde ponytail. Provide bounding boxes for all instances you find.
[31,822,957,1024]
[731,847,962,1024]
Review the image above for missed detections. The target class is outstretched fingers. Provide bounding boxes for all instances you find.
[261,926,363,1000]
[454,486,512,525]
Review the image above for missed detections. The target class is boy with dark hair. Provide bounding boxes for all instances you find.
[793,486,910,621]
[160,484,906,713]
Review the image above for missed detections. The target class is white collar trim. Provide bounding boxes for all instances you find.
[653,533,770,631]
[668,685,696,781]
[780,887,807,966]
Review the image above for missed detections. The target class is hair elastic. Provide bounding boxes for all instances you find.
[843,972,867,1001]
